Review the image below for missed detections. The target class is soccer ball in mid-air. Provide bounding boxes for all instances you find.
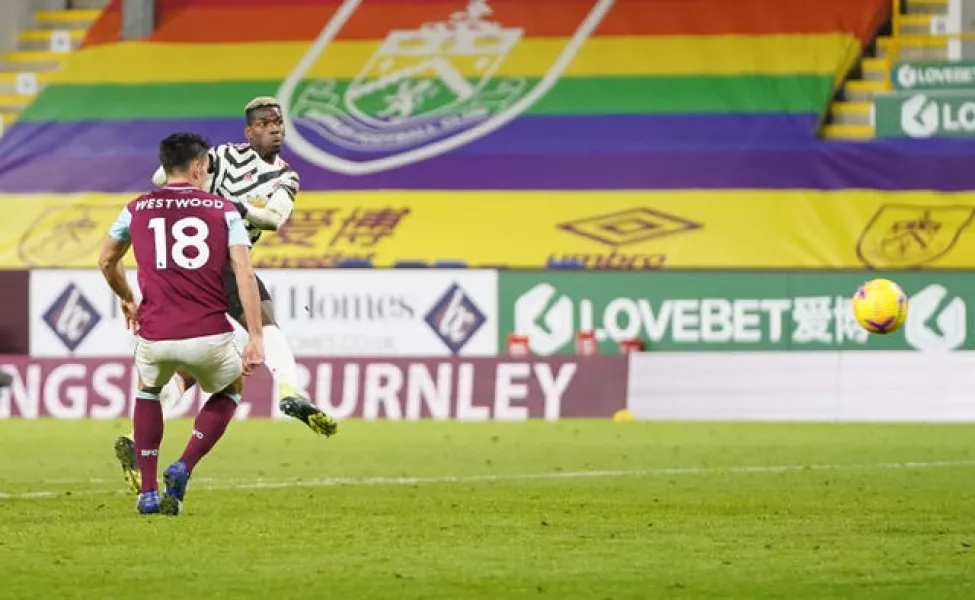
[852,278,909,335]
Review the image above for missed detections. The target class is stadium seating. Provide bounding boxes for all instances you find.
[2,0,965,192]
[1,0,974,271]
[0,5,101,138]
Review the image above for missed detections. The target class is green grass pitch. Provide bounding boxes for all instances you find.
[1,419,975,599]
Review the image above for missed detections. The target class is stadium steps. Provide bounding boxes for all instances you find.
[821,124,874,140]
[18,29,87,52]
[897,13,934,35]
[822,0,948,140]
[859,57,891,82]
[2,51,69,71]
[33,10,102,31]
[0,94,33,112]
[0,8,102,138]
[877,34,966,61]
[842,79,889,102]
[0,72,52,95]
[828,101,873,126]
[908,0,948,13]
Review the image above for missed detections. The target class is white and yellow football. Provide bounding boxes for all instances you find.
[852,278,909,335]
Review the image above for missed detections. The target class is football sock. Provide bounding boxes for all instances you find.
[262,325,302,400]
[133,391,164,493]
[179,393,239,474]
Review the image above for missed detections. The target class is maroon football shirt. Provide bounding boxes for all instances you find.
[108,183,251,341]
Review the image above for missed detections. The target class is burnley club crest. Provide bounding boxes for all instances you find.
[278,0,614,175]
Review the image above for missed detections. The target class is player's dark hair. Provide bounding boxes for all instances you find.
[159,132,210,175]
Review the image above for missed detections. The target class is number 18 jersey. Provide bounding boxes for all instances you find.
[108,183,251,341]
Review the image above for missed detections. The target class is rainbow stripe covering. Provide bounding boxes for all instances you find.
[0,0,972,192]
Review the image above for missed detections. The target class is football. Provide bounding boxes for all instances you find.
[852,278,909,335]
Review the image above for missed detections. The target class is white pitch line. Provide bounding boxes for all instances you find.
[30,476,224,486]
[3,459,975,501]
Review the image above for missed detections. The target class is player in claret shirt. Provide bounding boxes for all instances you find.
[111,97,338,497]
[98,132,265,515]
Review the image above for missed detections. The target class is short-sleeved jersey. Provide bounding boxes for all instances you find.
[109,183,251,341]
[206,143,300,246]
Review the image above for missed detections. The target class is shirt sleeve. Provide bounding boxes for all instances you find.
[206,146,222,194]
[243,187,294,230]
[225,210,251,248]
[279,168,300,201]
[108,207,132,242]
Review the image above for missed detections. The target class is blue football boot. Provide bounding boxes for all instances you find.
[160,460,190,516]
[136,490,161,515]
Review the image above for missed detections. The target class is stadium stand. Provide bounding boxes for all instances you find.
[0,0,974,270]
[0,1,103,137]
[0,0,898,192]
[827,0,958,139]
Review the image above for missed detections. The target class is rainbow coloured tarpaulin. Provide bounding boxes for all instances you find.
[2,0,972,193]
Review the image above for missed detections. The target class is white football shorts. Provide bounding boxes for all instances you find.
[134,332,241,394]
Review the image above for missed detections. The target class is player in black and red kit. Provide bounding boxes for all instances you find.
[98,132,264,515]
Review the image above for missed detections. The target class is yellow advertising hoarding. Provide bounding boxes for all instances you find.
[2,190,973,269]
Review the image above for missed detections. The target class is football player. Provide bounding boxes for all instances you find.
[113,98,337,495]
[100,132,265,514]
